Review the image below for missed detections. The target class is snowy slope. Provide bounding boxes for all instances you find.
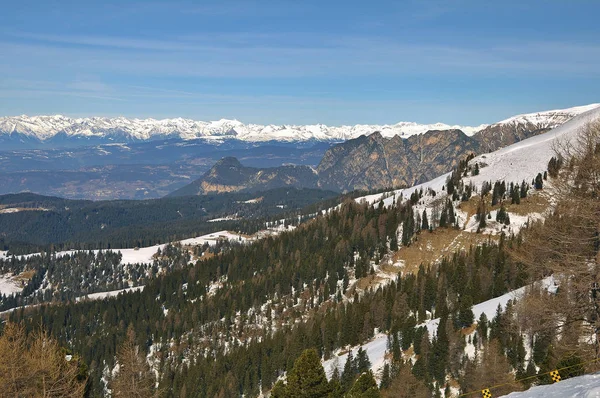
[499,372,600,397]
[493,103,599,128]
[323,278,554,381]
[75,286,145,302]
[465,105,600,189]
[0,274,23,295]
[353,104,600,209]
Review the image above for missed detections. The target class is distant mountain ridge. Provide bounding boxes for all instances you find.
[171,104,600,195]
[0,114,485,149]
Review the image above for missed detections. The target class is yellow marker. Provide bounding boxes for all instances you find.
[482,389,492,398]
[550,370,561,383]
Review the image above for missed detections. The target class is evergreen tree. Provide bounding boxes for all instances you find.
[356,347,372,374]
[534,173,544,189]
[429,316,449,384]
[520,180,528,198]
[456,295,474,328]
[347,371,380,398]
[380,363,391,390]
[511,186,520,204]
[342,350,357,391]
[401,206,415,247]
[284,348,331,398]
[421,210,429,231]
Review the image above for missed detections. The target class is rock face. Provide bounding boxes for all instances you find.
[168,157,319,196]
[316,130,480,192]
[475,123,550,153]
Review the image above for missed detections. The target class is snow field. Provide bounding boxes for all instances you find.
[499,372,600,397]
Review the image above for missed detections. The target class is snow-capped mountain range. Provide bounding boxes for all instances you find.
[1,104,597,147]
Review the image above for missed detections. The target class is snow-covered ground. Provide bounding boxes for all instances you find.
[499,372,600,397]
[179,230,250,246]
[0,274,23,295]
[207,215,239,222]
[323,333,389,381]
[75,286,145,302]
[423,276,554,337]
[466,106,600,190]
[9,230,250,267]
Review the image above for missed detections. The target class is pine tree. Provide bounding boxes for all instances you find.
[341,350,357,391]
[284,348,331,398]
[380,363,391,390]
[520,180,528,198]
[347,371,380,398]
[356,347,371,374]
[429,316,449,384]
[511,186,520,204]
[421,210,429,231]
[534,173,544,189]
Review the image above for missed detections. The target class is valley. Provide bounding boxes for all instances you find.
[2,105,599,397]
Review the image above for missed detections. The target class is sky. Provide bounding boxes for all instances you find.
[0,0,599,126]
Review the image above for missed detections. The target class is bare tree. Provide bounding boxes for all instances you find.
[110,327,158,398]
[512,120,600,362]
[0,322,86,398]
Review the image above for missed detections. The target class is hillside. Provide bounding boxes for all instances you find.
[168,157,319,196]
[0,187,338,250]
[316,129,480,192]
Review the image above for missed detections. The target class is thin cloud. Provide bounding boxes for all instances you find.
[3,35,600,80]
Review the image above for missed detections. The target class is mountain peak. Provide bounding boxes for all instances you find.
[215,157,243,167]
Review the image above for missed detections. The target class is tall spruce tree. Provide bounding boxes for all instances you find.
[284,348,331,398]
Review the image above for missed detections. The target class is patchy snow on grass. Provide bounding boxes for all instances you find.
[0,273,23,295]
[356,173,450,208]
[325,278,555,381]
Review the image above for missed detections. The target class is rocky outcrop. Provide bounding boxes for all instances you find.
[316,130,480,192]
[474,123,551,153]
[168,157,319,196]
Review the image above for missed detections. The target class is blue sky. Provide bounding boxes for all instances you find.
[1,0,599,125]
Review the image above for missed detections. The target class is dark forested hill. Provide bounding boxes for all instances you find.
[0,188,338,251]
